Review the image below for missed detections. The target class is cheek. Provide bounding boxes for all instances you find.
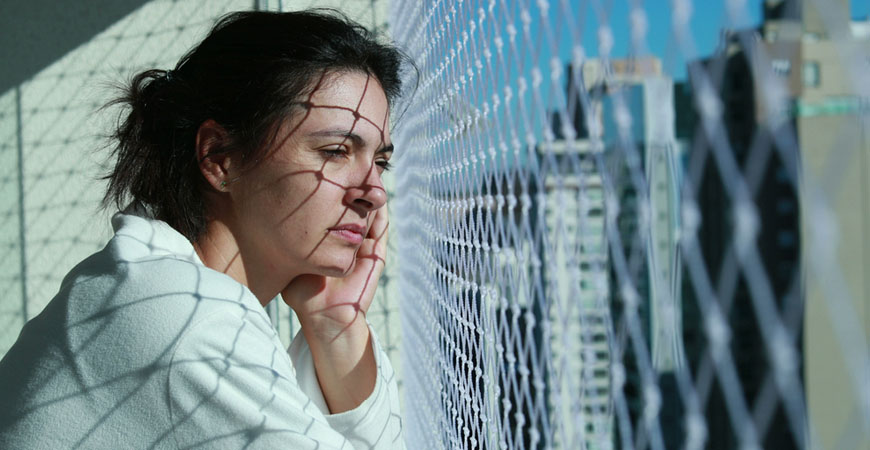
[251,167,349,236]
[278,181,331,229]
[269,174,317,213]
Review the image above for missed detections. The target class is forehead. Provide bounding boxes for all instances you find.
[299,71,391,144]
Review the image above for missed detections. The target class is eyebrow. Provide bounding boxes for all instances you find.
[309,129,394,154]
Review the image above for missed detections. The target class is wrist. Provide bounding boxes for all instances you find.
[300,315,370,352]
[301,319,376,413]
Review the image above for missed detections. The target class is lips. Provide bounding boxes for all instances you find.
[328,223,366,245]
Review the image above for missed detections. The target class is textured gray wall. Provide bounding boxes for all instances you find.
[0,1,149,94]
[0,0,256,354]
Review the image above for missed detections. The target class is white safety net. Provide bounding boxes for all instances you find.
[388,0,870,449]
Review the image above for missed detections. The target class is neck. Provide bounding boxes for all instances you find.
[193,219,288,306]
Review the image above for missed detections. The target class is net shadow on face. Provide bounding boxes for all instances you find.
[210,72,392,312]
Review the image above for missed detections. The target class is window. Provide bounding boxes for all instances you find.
[803,61,820,87]
[772,59,791,77]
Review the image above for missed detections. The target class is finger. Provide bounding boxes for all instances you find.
[356,237,377,258]
[367,202,389,242]
[351,247,385,299]
[369,204,389,262]
[355,236,386,265]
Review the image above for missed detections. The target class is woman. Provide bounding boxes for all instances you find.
[0,10,405,449]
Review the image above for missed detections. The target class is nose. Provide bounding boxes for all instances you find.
[343,164,387,215]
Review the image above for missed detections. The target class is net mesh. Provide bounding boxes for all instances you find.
[388,0,870,449]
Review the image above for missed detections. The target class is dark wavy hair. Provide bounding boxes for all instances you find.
[103,10,405,241]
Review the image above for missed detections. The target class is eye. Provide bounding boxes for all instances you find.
[320,147,347,160]
[375,159,393,172]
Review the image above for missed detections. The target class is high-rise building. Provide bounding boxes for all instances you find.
[763,0,852,38]
[553,57,685,449]
[538,138,612,449]
[681,24,804,448]
[599,76,685,450]
[679,0,870,447]
[757,1,870,448]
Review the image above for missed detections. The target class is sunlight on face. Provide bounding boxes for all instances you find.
[231,71,392,279]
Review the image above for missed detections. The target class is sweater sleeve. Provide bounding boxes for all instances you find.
[166,307,356,450]
[288,323,405,449]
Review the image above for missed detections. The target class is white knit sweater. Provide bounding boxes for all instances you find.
[0,211,404,449]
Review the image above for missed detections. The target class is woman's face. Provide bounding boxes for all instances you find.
[229,71,392,280]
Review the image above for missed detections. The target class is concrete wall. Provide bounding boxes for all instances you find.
[800,108,870,450]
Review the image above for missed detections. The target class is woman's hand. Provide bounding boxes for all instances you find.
[281,204,388,342]
[280,205,388,413]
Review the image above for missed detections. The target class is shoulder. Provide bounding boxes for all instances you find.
[65,245,260,326]
[0,230,280,449]
[35,215,274,375]
[57,212,270,346]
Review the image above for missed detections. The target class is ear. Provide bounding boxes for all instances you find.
[196,119,234,191]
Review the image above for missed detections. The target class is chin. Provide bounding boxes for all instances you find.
[309,254,356,277]
[317,265,352,278]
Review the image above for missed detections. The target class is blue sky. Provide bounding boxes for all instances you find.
[427,0,870,172]
[467,0,870,158]
[591,0,764,80]
[496,0,767,139]
[550,0,870,80]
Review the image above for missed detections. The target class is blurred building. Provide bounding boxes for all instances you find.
[600,76,685,450]
[683,34,803,448]
[759,0,870,448]
[553,57,685,449]
[680,0,870,448]
[537,138,612,449]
